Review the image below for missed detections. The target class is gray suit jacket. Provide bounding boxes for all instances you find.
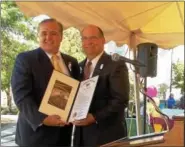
[11,48,80,146]
[74,52,129,146]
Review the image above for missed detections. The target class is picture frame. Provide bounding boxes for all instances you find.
[39,70,99,122]
[39,70,79,122]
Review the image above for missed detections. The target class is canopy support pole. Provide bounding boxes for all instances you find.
[133,48,143,135]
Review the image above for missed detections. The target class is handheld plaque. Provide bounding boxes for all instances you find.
[39,70,99,122]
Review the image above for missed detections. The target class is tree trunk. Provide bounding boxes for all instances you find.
[163,92,167,108]
[5,87,12,112]
[163,92,166,100]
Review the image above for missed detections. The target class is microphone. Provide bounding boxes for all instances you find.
[111,53,146,67]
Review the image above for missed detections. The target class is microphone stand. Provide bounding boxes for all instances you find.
[143,77,147,134]
[127,62,145,136]
[132,65,147,135]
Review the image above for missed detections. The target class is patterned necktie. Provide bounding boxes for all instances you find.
[83,61,92,80]
[51,54,63,73]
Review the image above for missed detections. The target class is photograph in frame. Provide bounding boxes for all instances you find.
[48,80,72,110]
[39,70,79,122]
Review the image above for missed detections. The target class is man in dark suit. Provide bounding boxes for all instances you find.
[73,25,130,146]
[11,18,80,146]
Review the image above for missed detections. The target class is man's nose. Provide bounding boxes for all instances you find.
[45,34,52,40]
[84,39,93,45]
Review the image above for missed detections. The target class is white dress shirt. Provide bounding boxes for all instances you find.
[85,51,104,78]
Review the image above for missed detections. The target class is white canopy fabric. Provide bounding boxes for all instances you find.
[16,1,184,49]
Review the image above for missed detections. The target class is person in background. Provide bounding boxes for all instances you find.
[11,18,80,146]
[167,93,176,109]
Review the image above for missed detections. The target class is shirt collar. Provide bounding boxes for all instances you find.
[86,51,104,67]
[45,51,61,59]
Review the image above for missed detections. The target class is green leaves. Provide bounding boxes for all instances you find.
[172,61,184,94]
[158,83,168,94]
[1,2,37,92]
[158,83,168,99]
[1,1,37,42]
[61,27,85,62]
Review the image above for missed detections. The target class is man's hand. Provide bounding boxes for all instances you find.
[43,115,69,127]
[72,113,96,126]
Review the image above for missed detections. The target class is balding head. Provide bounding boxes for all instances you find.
[81,25,104,38]
[81,25,105,60]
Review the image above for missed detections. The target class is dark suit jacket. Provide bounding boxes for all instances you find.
[74,52,129,147]
[11,48,80,146]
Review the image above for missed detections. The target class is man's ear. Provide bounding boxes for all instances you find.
[37,32,40,42]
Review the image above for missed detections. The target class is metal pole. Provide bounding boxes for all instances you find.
[170,49,173,93]
[143,77,147,134]
[133,49,143,135]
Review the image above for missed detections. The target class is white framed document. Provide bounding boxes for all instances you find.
[39,70,99,122]
[68,76,99,122]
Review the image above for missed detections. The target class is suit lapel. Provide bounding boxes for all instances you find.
[61,53,72,76]
[37,48,53,80]
[79,59,87,80]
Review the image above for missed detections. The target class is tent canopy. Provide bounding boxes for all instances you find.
[16,1,184,49]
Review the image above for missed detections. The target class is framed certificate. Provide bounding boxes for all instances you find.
[39,70,99,122]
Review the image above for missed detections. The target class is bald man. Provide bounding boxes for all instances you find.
[73,25,130,146]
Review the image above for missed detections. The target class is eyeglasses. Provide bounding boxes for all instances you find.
[81,36,101,41]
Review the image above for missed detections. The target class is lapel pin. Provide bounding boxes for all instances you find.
[80,67,83,74]
[100,64,104,70]
[68,62,72,71]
